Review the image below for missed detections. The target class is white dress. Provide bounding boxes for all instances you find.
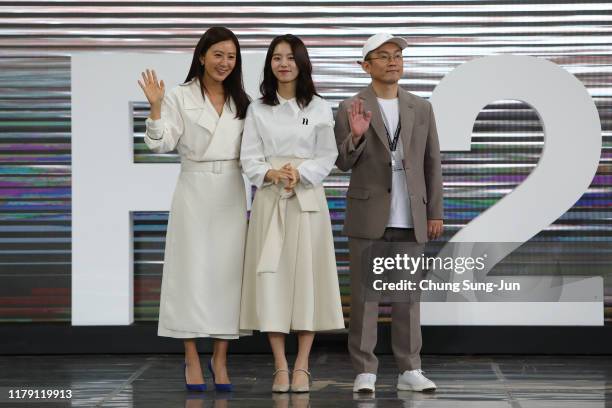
[145,77,250,339]
[239,94,345,333]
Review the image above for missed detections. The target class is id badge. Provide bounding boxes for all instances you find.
[391,152,403,172]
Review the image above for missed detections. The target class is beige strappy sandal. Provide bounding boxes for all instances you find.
[272,368,290,393]
[290,368,311,393]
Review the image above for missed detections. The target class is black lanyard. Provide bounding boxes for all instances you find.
[384,121,401,152]
[378,101,401,152]
[380,113,401,152]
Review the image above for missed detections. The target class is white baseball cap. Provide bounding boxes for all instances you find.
[360,32,408,62]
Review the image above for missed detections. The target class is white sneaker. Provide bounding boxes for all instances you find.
[397,369,436,391]
[353,373,376,393]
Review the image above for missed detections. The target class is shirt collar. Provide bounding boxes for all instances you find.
[272,92,300,116]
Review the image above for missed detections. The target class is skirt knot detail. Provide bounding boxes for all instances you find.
[240,156,345,333]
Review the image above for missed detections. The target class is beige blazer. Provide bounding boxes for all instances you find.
[334,84,443,243]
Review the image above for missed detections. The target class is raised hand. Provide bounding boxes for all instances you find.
[348,98,372,144]
[137,69,165,107]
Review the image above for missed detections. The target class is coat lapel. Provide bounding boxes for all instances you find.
[200,96,243,156]
[398,87,415,158]
[361,85,390,153]
[213,98,240,137]
[182,78,218,135]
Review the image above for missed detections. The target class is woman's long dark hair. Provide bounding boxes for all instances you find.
[260,34,319,109]
[184,26,250,119]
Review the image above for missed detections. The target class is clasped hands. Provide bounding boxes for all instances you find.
[264,163,300,192]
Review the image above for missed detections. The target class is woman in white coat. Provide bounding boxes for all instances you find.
[138,26,250,392]
[240,34,345,393]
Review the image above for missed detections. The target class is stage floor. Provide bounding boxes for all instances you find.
[0,353,610,407]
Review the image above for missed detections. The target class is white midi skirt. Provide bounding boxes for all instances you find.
[240,157,345,333]
[157,159,250,339]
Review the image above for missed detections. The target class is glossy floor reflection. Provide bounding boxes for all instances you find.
[0,353,609,407]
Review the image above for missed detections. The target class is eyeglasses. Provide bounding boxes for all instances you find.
[365,54,404,64]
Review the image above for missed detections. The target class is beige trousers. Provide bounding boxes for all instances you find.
[348,227,425,373]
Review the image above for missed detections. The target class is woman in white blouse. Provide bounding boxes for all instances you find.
[240,34,345,393]
[138,27,251,392]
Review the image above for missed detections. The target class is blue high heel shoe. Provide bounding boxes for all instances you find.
[207,359,233,392]
[183,362,206,392]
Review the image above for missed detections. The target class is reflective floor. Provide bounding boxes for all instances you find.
[0,353,610,407]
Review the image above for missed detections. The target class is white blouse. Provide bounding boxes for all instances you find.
[144,77,244,161]
[240,94,338,188]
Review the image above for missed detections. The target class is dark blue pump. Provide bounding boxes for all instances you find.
[183,362,206,392]
[208,359,233,392]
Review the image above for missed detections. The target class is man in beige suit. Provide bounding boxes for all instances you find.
[334,33,444,393]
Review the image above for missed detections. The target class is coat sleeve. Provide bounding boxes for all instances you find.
[240,104,272,188]
[144,88,184,153]
[297,102,339,187]
[424,100,444,220]
[334,99,367,171]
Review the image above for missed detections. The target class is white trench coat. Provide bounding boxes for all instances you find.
[145,77,250,339]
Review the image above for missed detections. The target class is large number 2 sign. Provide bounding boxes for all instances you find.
[71,54,603,326]
[434,55,601,244]
[421,55,603,324]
